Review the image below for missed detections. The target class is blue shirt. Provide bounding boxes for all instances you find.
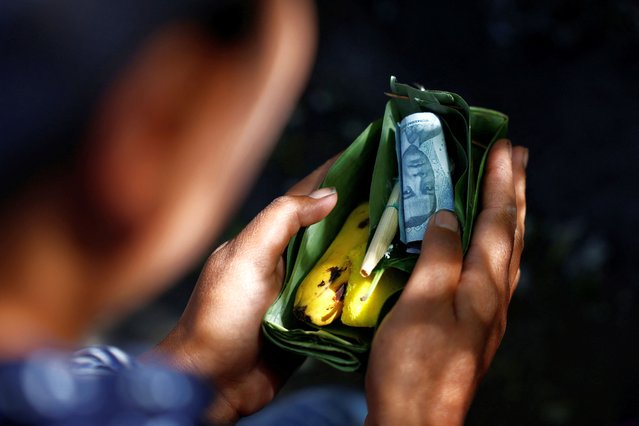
[0,346,211,425]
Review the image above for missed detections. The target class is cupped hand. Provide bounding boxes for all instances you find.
[365,140,527,425]
[150,158,338,424]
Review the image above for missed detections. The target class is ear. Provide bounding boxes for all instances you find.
[83,25,218,231]
[84,0,317,239]
[77,0,317,314]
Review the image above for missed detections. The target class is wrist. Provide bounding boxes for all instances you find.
[365,391,473,426]
[149,329,243,424]
[142,324,204,377]
[366,395,471,426]
[365,361,479,425]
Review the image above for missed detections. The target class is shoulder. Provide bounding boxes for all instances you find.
[0,345,212,425]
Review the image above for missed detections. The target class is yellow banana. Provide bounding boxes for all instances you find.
[293,203,370,326]
[341,244,405,327]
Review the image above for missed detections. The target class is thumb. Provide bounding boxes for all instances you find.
[399,210,463,306]
[233,187,338,271]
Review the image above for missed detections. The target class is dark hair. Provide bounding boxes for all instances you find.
[0,0,257,203]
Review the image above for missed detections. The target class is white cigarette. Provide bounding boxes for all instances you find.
[360,181,400,277]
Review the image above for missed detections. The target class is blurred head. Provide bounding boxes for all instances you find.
[0,0,317,339]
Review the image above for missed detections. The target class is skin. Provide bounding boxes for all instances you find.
[0,0,528,423]
[366,140,528,425]
[154,140,527,424]
[151,159,340,424]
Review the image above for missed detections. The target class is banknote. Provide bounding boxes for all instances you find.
[396,112,454,253]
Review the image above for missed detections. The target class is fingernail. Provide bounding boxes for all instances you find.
[434,210,458,232]
[522,148,529,169]
[309,187,337,199]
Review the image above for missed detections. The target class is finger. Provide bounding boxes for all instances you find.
[512,268,521,295]
[455,140,517,330]
[464,139,517,295]
[509,146,528,296]
[286,154,341,196]
[397,210,463,311]
[233,189,338,273]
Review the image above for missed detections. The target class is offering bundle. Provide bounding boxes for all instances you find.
[262,77,509,372]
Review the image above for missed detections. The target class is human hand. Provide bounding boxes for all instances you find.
[365,140,527,425]
[150,158,338,424]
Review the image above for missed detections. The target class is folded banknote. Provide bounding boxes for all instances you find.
[396,112,454,252]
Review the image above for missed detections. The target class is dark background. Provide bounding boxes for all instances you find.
[111,1,639,424]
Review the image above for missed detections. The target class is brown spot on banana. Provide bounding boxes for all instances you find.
[334,282,346,302]
[358,218,370,229]
[293,306,312,324]
[292,203,370,326]
[328,265,347,283]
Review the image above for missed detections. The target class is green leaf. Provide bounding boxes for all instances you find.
[262,77,509,372]
[369,101,401,232]
[263,121,382,371]
[467,106,509,243]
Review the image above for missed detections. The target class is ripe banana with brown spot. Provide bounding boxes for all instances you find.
[293,203,370,326]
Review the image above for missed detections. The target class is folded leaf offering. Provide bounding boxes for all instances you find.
[262,77,509,372]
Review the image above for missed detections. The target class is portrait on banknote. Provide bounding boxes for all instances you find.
[397,112,454,248]
[401,144,436,231]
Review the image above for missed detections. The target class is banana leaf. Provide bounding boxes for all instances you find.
[262,77,509,372]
